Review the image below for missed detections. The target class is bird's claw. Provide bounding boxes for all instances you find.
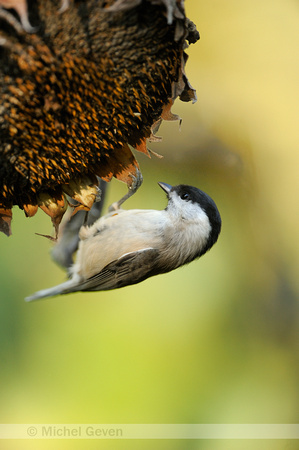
[108,170,143,212]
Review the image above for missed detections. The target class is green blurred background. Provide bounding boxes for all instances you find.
[1,1,298,449]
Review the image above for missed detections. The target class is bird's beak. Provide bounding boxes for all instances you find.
[158,182,172,195]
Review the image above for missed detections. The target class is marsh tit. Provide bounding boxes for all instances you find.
[25,182,221,301]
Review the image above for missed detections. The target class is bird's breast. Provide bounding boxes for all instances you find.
[75,209,169,279]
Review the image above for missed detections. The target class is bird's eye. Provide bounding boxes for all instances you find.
[181,193,190,201]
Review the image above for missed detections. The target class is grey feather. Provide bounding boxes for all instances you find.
[25,248,159,301]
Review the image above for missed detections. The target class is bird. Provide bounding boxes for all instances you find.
[25,182,221,301]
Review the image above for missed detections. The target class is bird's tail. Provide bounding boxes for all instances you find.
[25,278,78,302]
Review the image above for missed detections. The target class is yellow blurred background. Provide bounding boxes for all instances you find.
[0,1,298,449]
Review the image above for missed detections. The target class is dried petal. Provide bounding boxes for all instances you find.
[38,193,68,237]
[161,99,181,122]
[0,207,12,236]
[135,138,150,157]
[148,149,163,159]
[0,0,35,32]
[59,0,70,13]
[62,177,100,210]
[96,144,140,190]
[35,233,57,242]
[23,203,38,217]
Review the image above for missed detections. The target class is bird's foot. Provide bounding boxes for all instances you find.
[108,169,143,212]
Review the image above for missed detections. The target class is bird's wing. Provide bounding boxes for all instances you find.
[70,247,160,292]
